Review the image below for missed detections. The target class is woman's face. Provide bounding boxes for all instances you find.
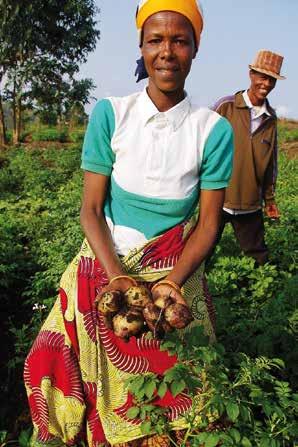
[141,11,197,98]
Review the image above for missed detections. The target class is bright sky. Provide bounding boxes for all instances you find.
[80,0,298,119]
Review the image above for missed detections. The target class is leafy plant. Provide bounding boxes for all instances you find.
[125,327,298,446]
[0,428,32,447]
[31,128,68,142]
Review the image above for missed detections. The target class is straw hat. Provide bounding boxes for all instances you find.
[249,49,286,80]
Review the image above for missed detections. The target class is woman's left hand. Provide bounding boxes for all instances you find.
[151,282,188,307]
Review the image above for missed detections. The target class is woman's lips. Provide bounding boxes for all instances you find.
[156,67,179,78]
[156,66,179,72]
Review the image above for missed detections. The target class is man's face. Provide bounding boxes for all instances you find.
[141,11,197,96]
[248,70,277,106]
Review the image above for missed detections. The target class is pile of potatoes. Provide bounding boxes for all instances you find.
[95,285,193,340]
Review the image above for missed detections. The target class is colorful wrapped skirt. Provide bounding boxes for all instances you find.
[24,215,215,446]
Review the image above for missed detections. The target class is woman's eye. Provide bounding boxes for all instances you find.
[175,39,188,46]
[148,38,161,44]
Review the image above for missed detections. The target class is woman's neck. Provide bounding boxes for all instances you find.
[146,83,185,112]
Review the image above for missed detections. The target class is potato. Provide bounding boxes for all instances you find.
[102,314,113,330]
[96,290,122,316]
[112,309,145,339]
[161,320,174,334]
[153,295,173,310]
[124,285,152,309]
[164,303,193,329]
[143,302,163,331]
[143,302,173,338]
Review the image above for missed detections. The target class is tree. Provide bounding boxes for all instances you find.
[64,79,96,128]
[31,71,96,127]
[0,0,100,144]
[0,0,21,144]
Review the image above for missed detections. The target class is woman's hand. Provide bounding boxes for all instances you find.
[151,281,188,307]
[98,275,137,299]
[151,280,194,330]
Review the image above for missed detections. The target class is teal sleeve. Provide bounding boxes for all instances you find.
[81,99,115,175]
[199,117,234,190]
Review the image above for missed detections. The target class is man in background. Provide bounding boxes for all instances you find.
[213,49,286,265]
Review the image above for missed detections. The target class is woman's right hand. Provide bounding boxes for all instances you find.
[98,275,137,297]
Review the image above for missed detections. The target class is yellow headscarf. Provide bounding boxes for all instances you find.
[136,0,204,47]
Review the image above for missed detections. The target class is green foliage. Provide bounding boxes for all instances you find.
[0,428,32,447]
[0,144,83,431]
[206,151,298,393]
[69,129,85,143]
[31,128,68,142]
[28,126,86,144]
[278,124,298,144]
[0,0,99,143]
[125,327,298,446]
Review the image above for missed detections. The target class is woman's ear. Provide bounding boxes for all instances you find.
[193,37,200,59]
[139,29,144,49]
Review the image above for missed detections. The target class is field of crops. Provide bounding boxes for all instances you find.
[0,121,297,446]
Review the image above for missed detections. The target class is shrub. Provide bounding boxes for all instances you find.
[125,327,298,446]
[0,144,83,431]
[69,128,85,143]
[31,127,69,142]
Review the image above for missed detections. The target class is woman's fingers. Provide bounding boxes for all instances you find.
[151,284,188,307]
[99,281,189,308]
[97,278,136,297]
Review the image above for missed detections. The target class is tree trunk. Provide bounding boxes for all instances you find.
[0,73,7,146]
[0,93,7,146]
[68,104,76,132]
[12,81,17,144]
[15,96,22,143]
[12,84,22,145]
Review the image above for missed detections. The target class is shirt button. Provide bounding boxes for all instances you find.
[157,122,167,129]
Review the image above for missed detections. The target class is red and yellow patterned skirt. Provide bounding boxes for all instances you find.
[24,216,215,446]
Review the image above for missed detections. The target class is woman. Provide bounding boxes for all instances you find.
[24,1,233,446]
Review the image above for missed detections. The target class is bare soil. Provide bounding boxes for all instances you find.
[279,118,298,130]
[281,141,298,159]
[279,118,298,159]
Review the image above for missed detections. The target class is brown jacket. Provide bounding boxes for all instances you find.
[214,91,278,210]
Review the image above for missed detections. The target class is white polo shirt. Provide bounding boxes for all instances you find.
[82,89,233,255]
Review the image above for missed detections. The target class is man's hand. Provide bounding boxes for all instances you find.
[264,203,281,219]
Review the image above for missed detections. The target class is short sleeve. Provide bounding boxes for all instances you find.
[81,99,116,175]
[199,117,234,190]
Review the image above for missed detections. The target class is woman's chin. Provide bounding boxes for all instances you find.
[153,80,183,94]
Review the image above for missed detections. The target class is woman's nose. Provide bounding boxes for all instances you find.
[160,41,173,58]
